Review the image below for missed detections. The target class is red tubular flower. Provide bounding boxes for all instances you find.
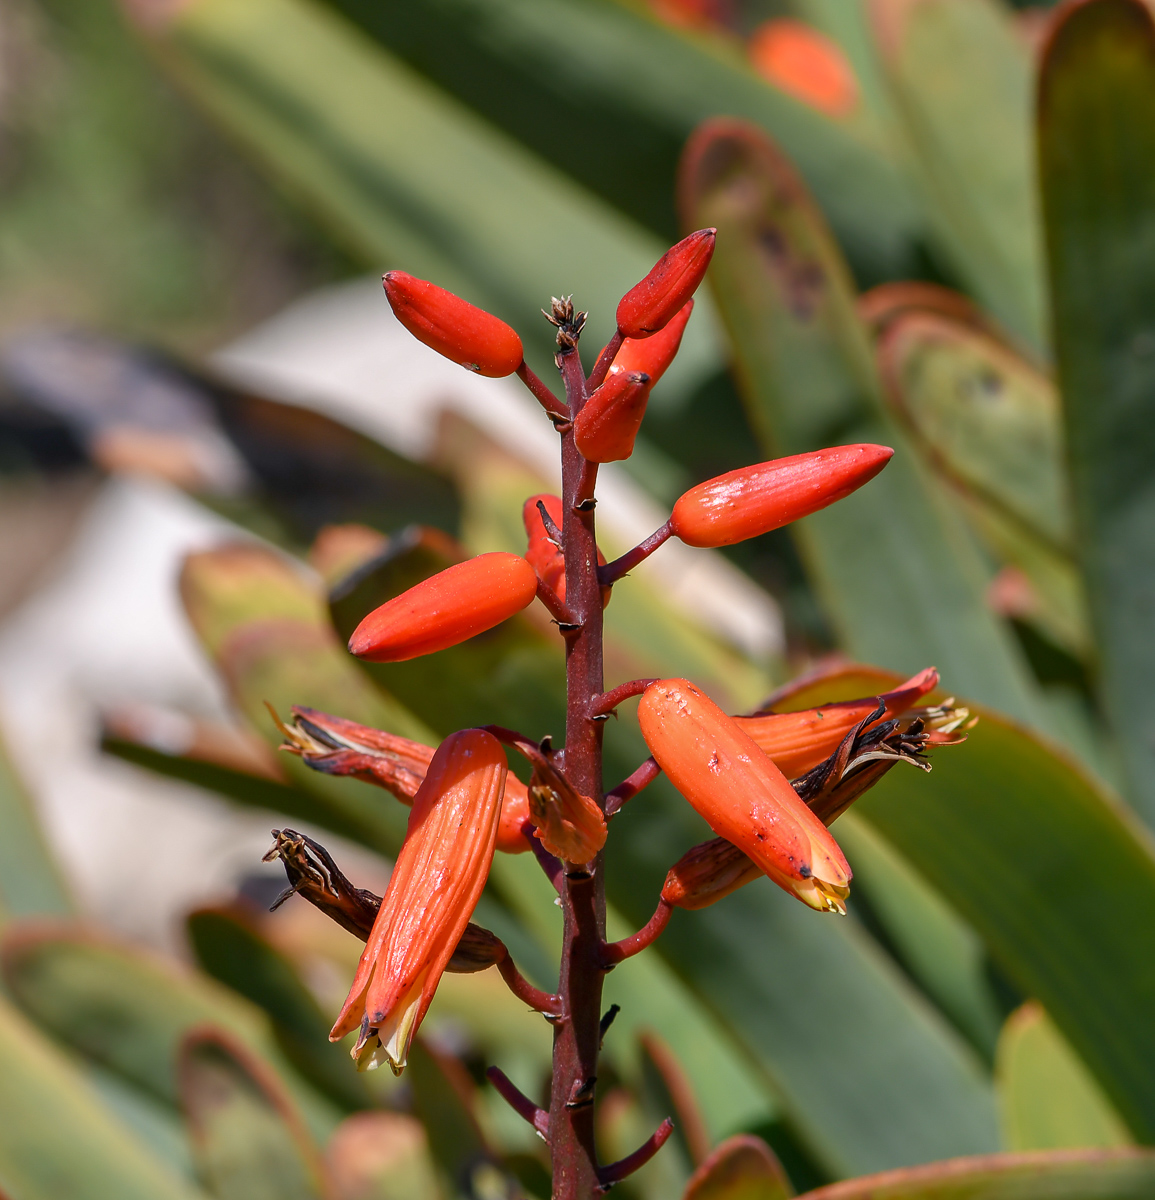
[670,444,893,548]
[522,495,610,607]
[734,667,939,779]
[574,370,651,463]
[616,229,716,339]
[348,552,538,662]
[607,300,693,385]
[382,271,523,377]
[329,728,506,1071]
[638,678,851,913]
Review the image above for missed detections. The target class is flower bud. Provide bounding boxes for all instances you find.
[638,679,850,913]
[522,495,610,608]
[383,271,523,377]
[661,837,762,911]
[670,444,893,548]
[574,370,651,463]
[329,728,506,1072]
[617,229,716,339]
[735,668,939,779]
[348,552,538,662]
[606,300,693,386]
[446,924,506,974]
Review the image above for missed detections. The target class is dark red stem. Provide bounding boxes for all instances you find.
[487,1066,550,1138]
[586,330,622,392]
[497,955,562,1016]
[605,757,662,818]
[601,898,673,966]
[549,332,609,1200]
[518,360,569,422]
[597,1120,675,1187]
[537,576,577,625]
[599,519,675,586]
[589,679,658,718]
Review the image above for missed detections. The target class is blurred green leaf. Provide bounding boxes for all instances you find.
[325,1111,442,1200]
[0,728,72,920]
[179,1028,329,1200]
[317,0,924,283]
[872,0,1044,350]
[858,709,1155,1142]
[793,1147,1155,1198]
[0,993,208,1200]
[833,812,1002,1062]
[876,314,1068,549]
[875,311,1087,657]
[0,925,340,1144]
[132,0,720,392]
[997,1002,1130,1152]
[680,118,1043,722]
[683,1134,793,1200]
[187,906,373,1112]
[1038,0,1155,824]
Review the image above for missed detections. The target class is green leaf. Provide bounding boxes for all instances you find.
[680,118,1043,722]
[179,1028,329,1200]
[187,906,374,1113]
[857,708,1155,1142]
[833,812,1003,1062]
[683,1135,793,1200]
[0,925,340,1144]
[875,312,1088,657]
[317,0,924,282]
[0,994,208,1200]
[0,727,72,920]
[130,0,721,394]
[872,0,1044,350]
[1038,0,1155,824]
[325,1111,441,1200]
[794,1147,1155,1199]
[179,543,426,855]
[997,1002,1131,1152]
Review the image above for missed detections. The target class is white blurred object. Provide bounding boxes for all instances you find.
[0,476,284,946]
[213,277,784,661]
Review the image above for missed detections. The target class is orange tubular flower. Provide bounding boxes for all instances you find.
[522,495,610,608]
[734,667,939,779]
[670,444,893,548]
[616,229,716,339]
[329,729,506,1072]
[638,679,851,913]
[348,552,538,662]
[382,271,523,377]
[574,370,651,463]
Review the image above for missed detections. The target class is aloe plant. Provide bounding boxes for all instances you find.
[3,0,1155,1195]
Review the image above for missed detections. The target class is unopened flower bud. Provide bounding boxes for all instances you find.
[383,271,523,377]
[446,924,507,974]
[329,729,506,1072]
[348,552,538,663]
[617,230,716,339]
[638,679,851,913]
[574,370,651,463]
[735,668,939,778]
[606,300,693,386]
[670,444,893,548]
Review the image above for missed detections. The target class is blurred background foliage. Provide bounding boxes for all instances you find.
[5,0,1155,1198]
